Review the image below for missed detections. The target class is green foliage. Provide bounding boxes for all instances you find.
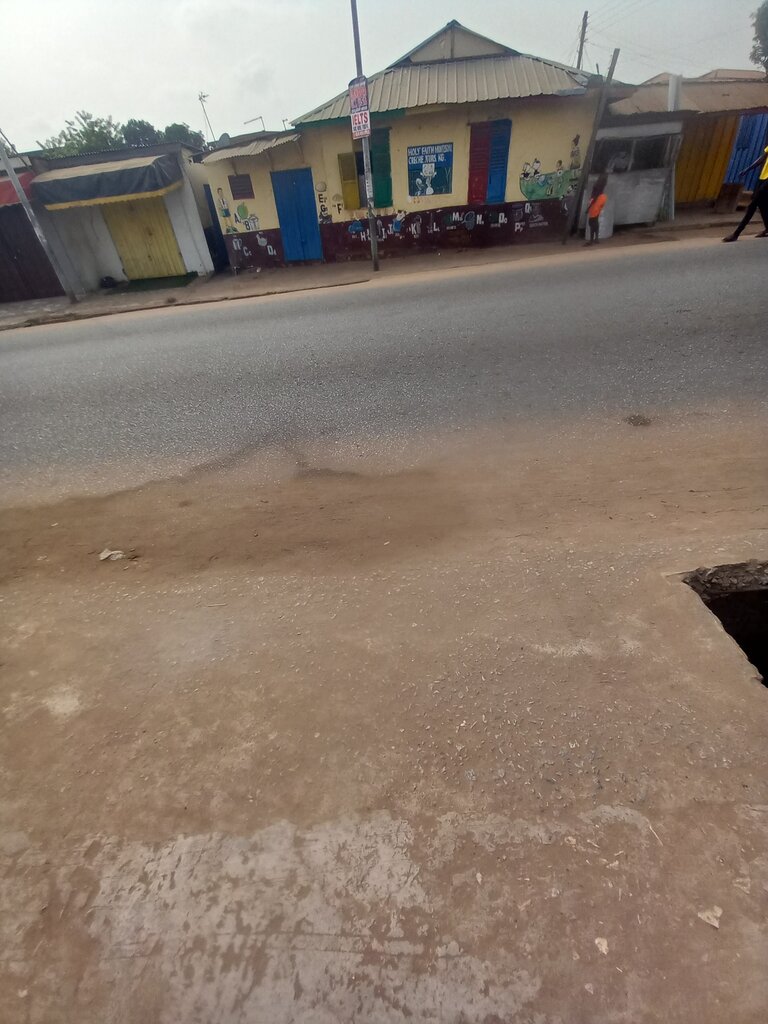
[752,0,768,75]
[123,118,162,147]
[40,111,124,156]
[39,113,207,156]
[163,123,206,149]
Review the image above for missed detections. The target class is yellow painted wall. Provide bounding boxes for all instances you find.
[202,94,599,235]
[203,138,316,233]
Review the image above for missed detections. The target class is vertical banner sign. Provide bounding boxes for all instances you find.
[349,76,371,140]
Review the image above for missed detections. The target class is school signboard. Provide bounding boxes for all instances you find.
[407,143,453,196]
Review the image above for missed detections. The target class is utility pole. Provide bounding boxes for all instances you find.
[350,0,379,271]
[0,137,78,302]
[562,47,620,244]
[577,11,589,71]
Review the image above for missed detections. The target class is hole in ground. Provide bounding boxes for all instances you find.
[684,561,768,683]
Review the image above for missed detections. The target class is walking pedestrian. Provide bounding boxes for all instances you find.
[585,175,608,245]
[723,143,768,242]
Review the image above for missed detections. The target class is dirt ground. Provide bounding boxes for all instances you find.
[2,408,768,1023]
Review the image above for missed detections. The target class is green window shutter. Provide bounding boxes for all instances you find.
[371,129,392,208]
[338,152,361,209]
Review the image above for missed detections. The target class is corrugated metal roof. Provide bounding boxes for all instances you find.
[698,69,766,81]
[611,80,768,117]
[202,134,300,163]
[294,55,588,124]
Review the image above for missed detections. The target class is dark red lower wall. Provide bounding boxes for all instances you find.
[223,199,568,269]
[224,229,284,271]
[321,199,570,261]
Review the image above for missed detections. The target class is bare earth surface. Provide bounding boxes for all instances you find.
[1,238,768,1022]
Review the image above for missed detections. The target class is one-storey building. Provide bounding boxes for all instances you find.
[202,21,607,267]
[29,144,214,292]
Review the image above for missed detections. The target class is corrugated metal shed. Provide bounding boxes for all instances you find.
[725,113,768,191]
[611,80,768,117]
[294,56,588,124]
[203,134,300,164]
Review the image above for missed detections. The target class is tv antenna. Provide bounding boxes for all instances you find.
[198,92,216,143]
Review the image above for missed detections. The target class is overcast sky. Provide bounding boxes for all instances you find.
[0,0,759,150]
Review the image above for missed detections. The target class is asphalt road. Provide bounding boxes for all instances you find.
[1,237,765,499]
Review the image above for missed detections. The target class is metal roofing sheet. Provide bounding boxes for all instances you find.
[295,55,587,124]
[32,154,160,182]
[32,154,182,209]
[611,80,768,117]
[203,134,300,163]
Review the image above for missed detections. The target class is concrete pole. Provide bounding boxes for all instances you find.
[665,74,683,222]
[350,0,379,272]
[0,139,78,303]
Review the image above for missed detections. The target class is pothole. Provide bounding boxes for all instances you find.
[683,560,768,683]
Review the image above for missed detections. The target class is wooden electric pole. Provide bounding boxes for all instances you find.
[350,0,379,272]
[562,47,620,244]
[0,138,78,302]
[577,11,589,71]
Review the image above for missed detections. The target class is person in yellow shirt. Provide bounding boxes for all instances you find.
[723,144,768,242]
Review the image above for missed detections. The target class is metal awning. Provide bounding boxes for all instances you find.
[32,153,183,210]
[202,133,300,163]
[610,80,768,118]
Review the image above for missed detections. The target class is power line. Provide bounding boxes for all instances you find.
[589,0,640,31]
[589,33,703,72]
[591,29,705,68]
[591,0,659,34]
[589,0,632,23]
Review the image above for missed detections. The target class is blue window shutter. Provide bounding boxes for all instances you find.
[486,120,511,204]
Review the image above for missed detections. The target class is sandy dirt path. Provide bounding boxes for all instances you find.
[2,407,768,1022]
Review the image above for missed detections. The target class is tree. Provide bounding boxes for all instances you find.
[163,123,206,149]
[123,118,162,147]
[40,111,124,156]
[752,0,768,76]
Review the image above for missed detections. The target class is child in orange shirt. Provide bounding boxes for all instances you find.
[586,175,608,245]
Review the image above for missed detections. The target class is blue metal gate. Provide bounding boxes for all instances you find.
[725,113,768,193]
[270,168,323,262]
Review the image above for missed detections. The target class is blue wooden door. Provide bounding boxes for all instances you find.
[270,168,323,261]
[486,120,512,204]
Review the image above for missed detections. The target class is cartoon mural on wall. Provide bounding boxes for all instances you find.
[518,134,582,201]
[216,186,264,234]
[216,187,237,234]
[235,202,260,231]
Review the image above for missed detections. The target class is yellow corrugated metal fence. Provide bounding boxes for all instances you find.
[675,115,740,204]
[103,197,186,279]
